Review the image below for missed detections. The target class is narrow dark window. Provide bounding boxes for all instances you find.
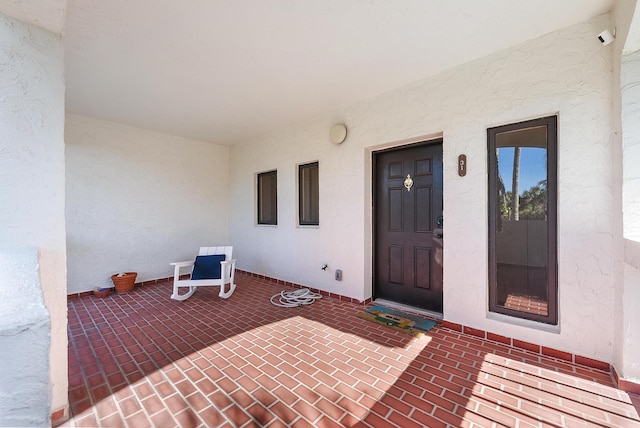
[298,162,319,226]
[488,116,557,324]
[257,170,277,225]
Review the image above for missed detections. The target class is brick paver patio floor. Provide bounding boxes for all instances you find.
[63,272,640,427]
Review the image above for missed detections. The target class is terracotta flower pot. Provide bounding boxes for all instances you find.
[111,272,137,294]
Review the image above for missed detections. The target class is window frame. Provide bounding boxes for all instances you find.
[257,170,278,226]
[298,161,319,227]
[487,115,558,325]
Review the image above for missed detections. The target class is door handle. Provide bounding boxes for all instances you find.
[434,214,443,238]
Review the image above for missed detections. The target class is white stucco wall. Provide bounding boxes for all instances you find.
[622,50,640,241]
[229,121,367,297]
[229,14,618,362]
[618,0,640,383]
[65,114,230,293]
[0,249,50,426]
[622,241,640,381]
[0,12,67,418]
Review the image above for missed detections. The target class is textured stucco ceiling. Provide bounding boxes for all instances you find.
[61,0,614,145]
[0,0,67,34]
[624,0,640,53]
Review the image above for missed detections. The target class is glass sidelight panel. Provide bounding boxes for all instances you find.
[257,170,278,225]
[488,116,557,324]
[299,162,319,226]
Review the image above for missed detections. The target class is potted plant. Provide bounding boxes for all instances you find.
[111,272,137,293]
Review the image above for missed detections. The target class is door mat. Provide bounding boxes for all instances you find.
[358,305,437,338]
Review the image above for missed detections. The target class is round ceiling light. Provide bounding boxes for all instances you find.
[329,123,347,144]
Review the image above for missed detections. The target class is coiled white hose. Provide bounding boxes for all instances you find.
[270,288,323,307]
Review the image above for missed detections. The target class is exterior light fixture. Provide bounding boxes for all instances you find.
[329,123,347,144]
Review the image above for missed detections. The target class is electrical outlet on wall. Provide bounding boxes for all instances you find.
[335,270,342,281]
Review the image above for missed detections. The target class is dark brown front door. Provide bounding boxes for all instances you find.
[374,141,443,312]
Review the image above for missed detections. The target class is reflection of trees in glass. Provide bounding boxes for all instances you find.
[519,180,547,220]
[500,179,547,221]
[512,147,520,220]
[496,156,506,231]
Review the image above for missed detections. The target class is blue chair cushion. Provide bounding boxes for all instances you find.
[191,254,226,280]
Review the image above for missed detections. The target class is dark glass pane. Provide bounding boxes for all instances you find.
[299,162,319,225]
[494,126,549,317]
[258,171,277,225]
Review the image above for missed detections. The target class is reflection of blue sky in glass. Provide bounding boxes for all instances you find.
[498,147,547,195]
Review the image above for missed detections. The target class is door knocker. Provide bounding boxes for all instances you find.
[404,174,413,192]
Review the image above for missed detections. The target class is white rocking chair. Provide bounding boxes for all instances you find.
[170,246,237,301]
